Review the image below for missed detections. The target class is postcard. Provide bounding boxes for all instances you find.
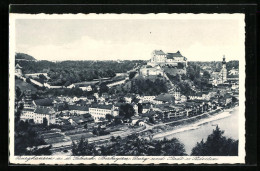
[9,13,245,164]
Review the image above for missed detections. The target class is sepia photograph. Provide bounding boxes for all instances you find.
[9,13,245,164]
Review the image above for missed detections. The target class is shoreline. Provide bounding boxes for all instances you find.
[152,105,239,140]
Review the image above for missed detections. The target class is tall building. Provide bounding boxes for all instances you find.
[219,55,227,83]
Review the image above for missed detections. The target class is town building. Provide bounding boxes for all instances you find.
[213,55,228,85]
[79,85,92,91]
[154,94,175,104]
[219,55,227,83]
[64,105,89,115]
[139,65,164,77]
[89,104,119,122]
[34,107,56,125]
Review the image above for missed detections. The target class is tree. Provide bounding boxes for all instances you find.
[99,83,109,96]
[42,117,48,127]
[105,114,113,122]
[138,103,143,114]
[119,104,135,118]
[129,71,137,79]
[26,78,31,83]
[72,134,186,156]
[203,70,211,79]
[232,96,238,103]
[15,121,51,155]
[72,137,98,156]
[15,86,22,99]
[177,63,184,69]
[191,126,238,156]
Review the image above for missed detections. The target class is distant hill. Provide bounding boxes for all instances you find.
[15,53,36,61]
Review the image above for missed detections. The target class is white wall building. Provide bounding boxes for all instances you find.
[89,105,119,122]
[21,107,56,125]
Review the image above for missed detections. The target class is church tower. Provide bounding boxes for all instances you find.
[220,55,227,83]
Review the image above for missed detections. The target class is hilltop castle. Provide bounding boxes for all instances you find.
[147,50,188,67]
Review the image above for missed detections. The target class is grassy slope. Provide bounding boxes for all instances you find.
[15,78,37,93]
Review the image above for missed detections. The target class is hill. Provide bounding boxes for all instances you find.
[15,78,37,93]
[15,53,36,61]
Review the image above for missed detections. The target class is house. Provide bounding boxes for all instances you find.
[138,65,165,77]
[89,104,119,122]
[154,94,175,104]
[180,95,187,103]
[138,96,156,103]
[172,91,181,100]
[131,116,142,126]
[228,67,239,75]
[69,114,94,126]
[79,85,92,91]
[67,84,75,89]
[142,103,152,114]
[133,104,139,114]
[138,121,145,126]
[65,105,89,115]
[33,107,56,125]
[124,96,132,103]
[87,96,96,103]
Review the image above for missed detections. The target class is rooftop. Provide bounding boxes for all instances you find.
[154,94,175,103]
[90,104,113,110]
[166,51,184,59]
[34,98,54,106]
[34,107,55,115]
[68,105,89,111]
[154,50,166,55]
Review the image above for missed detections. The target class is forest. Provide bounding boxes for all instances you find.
[16,59,146,86]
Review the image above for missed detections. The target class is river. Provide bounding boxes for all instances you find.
[160,106,239,155]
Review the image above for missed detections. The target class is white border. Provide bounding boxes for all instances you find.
[9,13,245,165]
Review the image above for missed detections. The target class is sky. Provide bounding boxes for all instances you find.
[15,16,245,61]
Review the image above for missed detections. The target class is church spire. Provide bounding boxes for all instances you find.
[222,55,226,64]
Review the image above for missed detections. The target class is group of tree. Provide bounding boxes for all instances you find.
[14,87,52,155]
[15,52,36,61]
[119,103,135,118]
[15,120,52,155]
[72,126,238,156]
[16,58,146,86]
[129,78,168,96]
[166,74,195,96]
[72,134,186,156]
[191,126,238,156]
[186,63,211,91]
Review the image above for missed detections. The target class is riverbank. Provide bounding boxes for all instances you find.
[150,106,238,140]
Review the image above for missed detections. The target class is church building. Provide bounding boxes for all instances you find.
[218,55,227,83]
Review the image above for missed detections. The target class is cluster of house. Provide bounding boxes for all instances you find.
[19,80,235,128]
